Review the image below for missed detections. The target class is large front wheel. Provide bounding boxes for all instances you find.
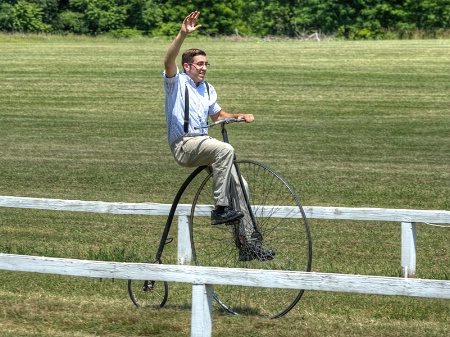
[190,160,312,318]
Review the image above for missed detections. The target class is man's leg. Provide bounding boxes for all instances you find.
[171,136,243,224]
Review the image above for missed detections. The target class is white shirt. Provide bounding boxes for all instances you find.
[163,69,221,145]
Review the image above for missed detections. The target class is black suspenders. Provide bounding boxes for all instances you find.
[184,81,210,133]
[183,85,190,133]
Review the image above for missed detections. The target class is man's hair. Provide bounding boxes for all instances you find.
[181,48,207,68]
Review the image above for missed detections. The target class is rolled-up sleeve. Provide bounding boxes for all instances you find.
[207,84,221,115]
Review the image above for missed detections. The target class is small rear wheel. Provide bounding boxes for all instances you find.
[128,263,169,308]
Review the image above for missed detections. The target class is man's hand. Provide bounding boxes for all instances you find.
[211,111,255,124]
[181,11,202,35]
[241,114,255,123]
[164,11,202,78]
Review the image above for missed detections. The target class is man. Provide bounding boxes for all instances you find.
[163,11,253,225]
[163,11,275,261]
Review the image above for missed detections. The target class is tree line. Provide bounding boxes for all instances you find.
[1,0,450,39]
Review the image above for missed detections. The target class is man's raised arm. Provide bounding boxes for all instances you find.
[164,11,202,78]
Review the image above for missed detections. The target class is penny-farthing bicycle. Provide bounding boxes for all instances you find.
[128,118,312,318]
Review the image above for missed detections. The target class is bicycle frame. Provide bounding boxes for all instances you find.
[152,165,205,264]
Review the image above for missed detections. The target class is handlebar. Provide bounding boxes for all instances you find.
[194,117,245,130]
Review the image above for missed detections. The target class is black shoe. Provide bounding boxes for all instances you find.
[211,206,244,225]
[239,243,275,262]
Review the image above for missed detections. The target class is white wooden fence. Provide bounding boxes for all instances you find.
[1,196,449,277]
[1,196,450,337]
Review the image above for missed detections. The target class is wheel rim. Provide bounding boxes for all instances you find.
[128,274,169,308]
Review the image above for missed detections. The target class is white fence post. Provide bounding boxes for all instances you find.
[178,215,192,265]
[401,221,417,278]
[191,283,213,337]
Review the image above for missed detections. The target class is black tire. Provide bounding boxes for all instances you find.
[189,160,312,318]
[128,263,169,309]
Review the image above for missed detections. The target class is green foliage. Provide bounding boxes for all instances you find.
[124,0,163,34]
[0,3,14,30]
[12,0,51,32]
[242,0,298,37]
[54,9,88,34]
[70,0,127,34]
[28,0,59,23]
[0,0,450,38]
[157,0,245,36]
[405,0,450,29]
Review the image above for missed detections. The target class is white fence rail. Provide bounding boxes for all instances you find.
[1,196,450,337]
[4,254,450,298]
[1,196,449,277]
[1,253,450,337]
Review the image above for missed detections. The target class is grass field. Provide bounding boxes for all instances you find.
[1,35,449,336]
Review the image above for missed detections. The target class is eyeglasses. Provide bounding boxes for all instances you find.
[188,62,210,68]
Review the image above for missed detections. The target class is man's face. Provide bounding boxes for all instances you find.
[184,55,208,84]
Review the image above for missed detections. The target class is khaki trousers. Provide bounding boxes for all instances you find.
[171,136,254,241]
[171,136,234,207]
